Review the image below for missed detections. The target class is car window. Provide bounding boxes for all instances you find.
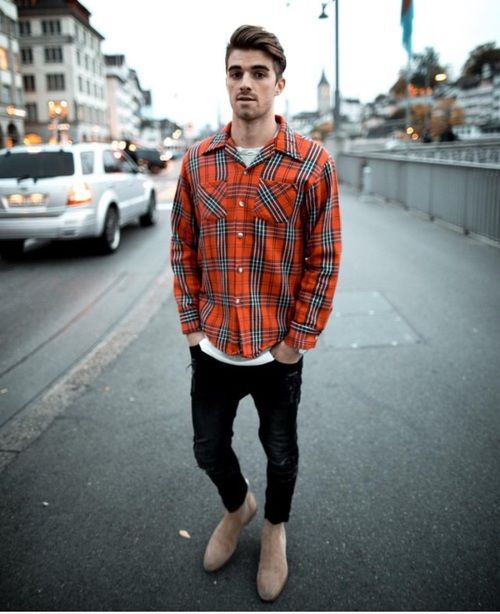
[103,150,122,173]
[103,150,138,174]
[0,151,74,179]
[80,151,94,175]
[121,151,138,173]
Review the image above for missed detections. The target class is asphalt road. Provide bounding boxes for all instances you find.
[0,162,179,430]
[0,184,499,611]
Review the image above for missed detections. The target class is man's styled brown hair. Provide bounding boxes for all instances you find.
[225,25,287,80]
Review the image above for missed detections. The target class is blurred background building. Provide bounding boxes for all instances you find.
[16,0,108,144]
[1,0,498,149]
[0,0,25,147]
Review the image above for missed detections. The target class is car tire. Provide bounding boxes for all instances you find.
[139,192,158,227]
[97,206,120,254]
[0,239,25,260]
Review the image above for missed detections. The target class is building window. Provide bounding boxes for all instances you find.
[76,49,81,65]
[26,102,38,122]
[84,54,89,70]
[44,47,63,63]
[78,75,83,92]
[42,20,61,35]
[2,84,10,102]
[46,74,65,91]
[23,74,36,92]
[0,47,8,70]
[18,20,31,37]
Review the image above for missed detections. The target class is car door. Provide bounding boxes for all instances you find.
[120,151,147,217]
[102,149,135,222]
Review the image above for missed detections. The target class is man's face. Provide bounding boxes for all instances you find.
[226,49,285,122]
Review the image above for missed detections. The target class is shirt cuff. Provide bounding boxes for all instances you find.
[284,323,320,351]
[179,309,201,334]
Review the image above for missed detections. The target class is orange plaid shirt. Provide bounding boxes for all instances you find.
[170,116,341,358]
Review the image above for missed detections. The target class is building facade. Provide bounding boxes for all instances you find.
[16,0,109,144]
[455,63,500,136]
[105,54,145,142]
[317,69,330,116]
[0,0,24,147]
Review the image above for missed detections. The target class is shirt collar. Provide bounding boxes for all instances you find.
[204,115,303,162]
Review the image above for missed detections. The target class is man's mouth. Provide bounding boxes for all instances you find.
[237,96,256,101]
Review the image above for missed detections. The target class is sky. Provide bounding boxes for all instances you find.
[82,0,500,132]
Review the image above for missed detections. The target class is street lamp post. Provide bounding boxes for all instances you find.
[319,0,340,134]
[423,71,448,140]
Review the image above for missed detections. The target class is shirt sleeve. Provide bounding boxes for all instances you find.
[170,154,202,334]
[283,156,342,350]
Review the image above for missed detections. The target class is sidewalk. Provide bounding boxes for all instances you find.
[0,188,498,611]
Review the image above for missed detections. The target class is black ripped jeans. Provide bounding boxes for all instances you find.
[189,344,303,524]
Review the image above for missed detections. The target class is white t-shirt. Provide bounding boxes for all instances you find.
[200,145,274,366]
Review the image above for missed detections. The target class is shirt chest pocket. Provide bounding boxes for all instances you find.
[254,180,298,224]
[195,181,227,222]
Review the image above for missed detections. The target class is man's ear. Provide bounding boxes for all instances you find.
[275,77,286,96]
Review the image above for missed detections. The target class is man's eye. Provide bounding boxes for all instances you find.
[229,72,242,79]
[254,72,266,79]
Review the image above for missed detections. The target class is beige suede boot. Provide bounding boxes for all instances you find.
[203,491,257,572]
[256,519,288,602]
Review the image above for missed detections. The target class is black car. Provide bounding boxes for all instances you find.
[135,148,168,173]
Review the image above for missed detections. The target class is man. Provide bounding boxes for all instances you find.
[170,24,341,602]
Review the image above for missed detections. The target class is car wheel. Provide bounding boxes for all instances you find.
[97,206,120,254]
[0,239,25,260]
[139,192,158,227]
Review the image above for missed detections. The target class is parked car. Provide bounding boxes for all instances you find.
[0,143,157,259]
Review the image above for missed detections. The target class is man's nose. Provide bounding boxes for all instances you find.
[239,72,252,89]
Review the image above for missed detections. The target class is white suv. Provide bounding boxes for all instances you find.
[0,143,157,259]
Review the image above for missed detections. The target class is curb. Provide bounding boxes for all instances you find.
[0,267,173,473]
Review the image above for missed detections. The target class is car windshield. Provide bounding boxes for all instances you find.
[0,151,75,179]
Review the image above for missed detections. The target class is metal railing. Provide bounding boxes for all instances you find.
[395,140,500,165]
[337,150,500,245]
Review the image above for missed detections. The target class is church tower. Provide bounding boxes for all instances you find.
[318,70,331,115]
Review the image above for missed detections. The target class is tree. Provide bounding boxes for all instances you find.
[390,47,448,99]
[411,47,447,89]
[461,43,500,77]
[429,99,465,140]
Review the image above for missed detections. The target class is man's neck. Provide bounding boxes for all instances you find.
[231,115,279,148]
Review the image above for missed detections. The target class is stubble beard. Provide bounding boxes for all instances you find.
[233,99,273,123]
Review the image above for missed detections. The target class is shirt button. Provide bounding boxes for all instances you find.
[237,267,243,273]
[239,200,245,207]
[235,298,241,305]
[237,232,244,238]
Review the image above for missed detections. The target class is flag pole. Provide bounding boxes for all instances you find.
[406,54,412,147]
[401,0,414,147]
